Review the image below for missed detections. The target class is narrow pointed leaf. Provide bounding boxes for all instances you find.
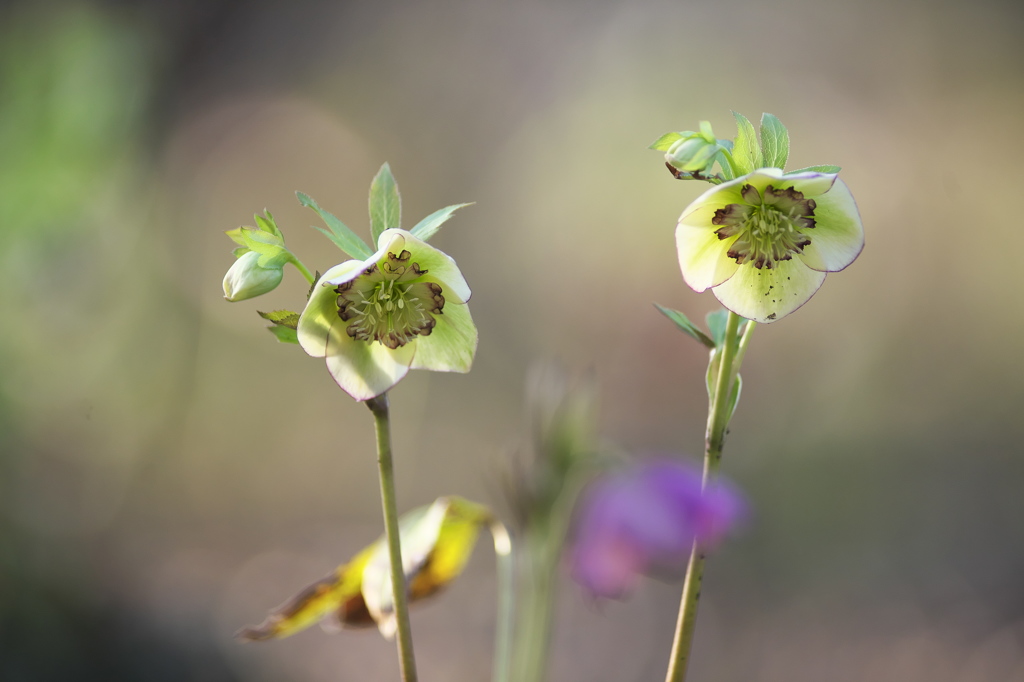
[706,309,729,347]
[296,191,373,259]
[759,113,789,170]
[655,303,715,349]
[786,164,841,174]
[731,112,762,175]
[409,203,474,242]
[369,163,401,244]
[648,131,685,151]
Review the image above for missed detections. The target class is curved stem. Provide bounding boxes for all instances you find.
[288,253,316,285]
[367,393,418,682]
[664,311,743,682]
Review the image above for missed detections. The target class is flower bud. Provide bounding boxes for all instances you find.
[665,129,722,173]
[223,251,284,302]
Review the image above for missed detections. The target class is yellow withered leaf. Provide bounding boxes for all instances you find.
[236,496,493,642]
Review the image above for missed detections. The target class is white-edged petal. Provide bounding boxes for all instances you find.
[410,303,477,372]
[711,258,826,324]
[377,228,471,303]
[798,178,864,272]
[324,318,415,401]
[297,261,363,357]
[675,220,739,292]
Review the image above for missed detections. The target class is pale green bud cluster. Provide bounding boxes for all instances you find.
[651,121,730,174]
[222,210,293,302]
[223,251,284,301]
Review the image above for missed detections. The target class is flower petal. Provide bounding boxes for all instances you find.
[675,220,740,292]
[711,258,826,323]
[324,319,415,400]
[298,261,363,357]
[797,178,864,272]
[378,228,472,303]
[410,303,477,372]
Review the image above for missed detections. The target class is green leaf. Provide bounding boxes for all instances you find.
[225,227,248,247]
[759,113,789,170]
[254,210,284,240]
[786,164,841,174]
[258,309,301,329]
[706,309,729,347]
[296,191,373,260]
[648,131,684,151]
[266,325,299,344]
[706,308,750,348]
[409,203,474,242]
[369,162,401,244]
[731,112,762,175]
[655,304,715,349]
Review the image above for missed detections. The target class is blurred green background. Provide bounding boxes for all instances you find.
[2,0,1023,680]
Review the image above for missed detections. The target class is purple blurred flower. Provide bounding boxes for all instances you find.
[569,459,746,598]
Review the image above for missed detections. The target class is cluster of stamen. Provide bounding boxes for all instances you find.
[335,249,445,349]
[712,184,816,269]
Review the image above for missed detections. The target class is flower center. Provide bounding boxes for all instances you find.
[712,183,816,269]
[335,249,445,349]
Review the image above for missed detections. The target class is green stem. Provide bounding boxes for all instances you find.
[489,520,515,682]
[664,311,743,682]
[367,393,418,682]
[288,253,316,285]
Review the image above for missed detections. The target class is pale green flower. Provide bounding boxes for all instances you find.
[298,228,477,400]
[676,167,863,323]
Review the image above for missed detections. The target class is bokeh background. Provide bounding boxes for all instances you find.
[2,0,1023,680]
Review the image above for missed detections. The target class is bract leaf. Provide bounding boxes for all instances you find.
[648,131,684,151]
[369,162,401,244]
[786,164,841,174]
[296,191,373,260]
[409,203,474,242]
[731,112,762,175]
[705,309,750,348]
[258,309,301,329]
[267,325,299,344]
[655,303,715,349]
[759,113,789,170]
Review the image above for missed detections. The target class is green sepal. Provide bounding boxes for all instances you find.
[226,227,249,247]
[409,203,474,242]
[759,113,789,170]
[258,309,301,329]
[648,131,685,152]
[254,210,284,239]
[655,303,714,349]
[232,246,250,258]
[233,227,290,268]
[786,164,841,174]
[730,112,762,175]
[296,191,373,260]
[266,325,299,344]
[369,162,401,244]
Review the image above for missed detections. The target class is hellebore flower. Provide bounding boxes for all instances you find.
[569,459,745,598]
[676,167,863,323]
[297,228,477,400]
[223,249,284,302]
